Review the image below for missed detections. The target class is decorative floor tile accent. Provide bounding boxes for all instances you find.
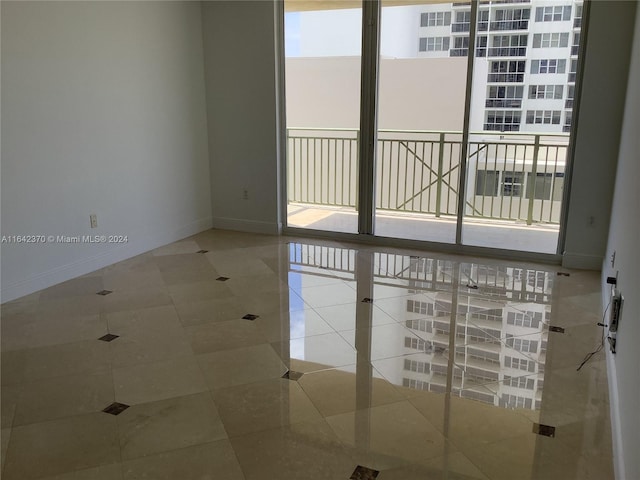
[98,334,119,342]
[549,325,566,333]
[102,402,130,416]
[216,276,230,282]
[533,423,556,437]
[242,314,259,321]
[197,249,209,254]
[96,290,113,296]
[282,370,303,381]
[557,272,571,277]
[350,465,380,480]
[361,298,373,304]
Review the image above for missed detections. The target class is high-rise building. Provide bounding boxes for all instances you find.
[416,1,582,133]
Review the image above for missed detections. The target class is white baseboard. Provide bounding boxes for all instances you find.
[606,350,626,480]
[562,251,603,270]
[211,216,281,235]
[1,216,213,303]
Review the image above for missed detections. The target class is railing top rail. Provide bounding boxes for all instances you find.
[287,127,570,138]
[287,127,359,132]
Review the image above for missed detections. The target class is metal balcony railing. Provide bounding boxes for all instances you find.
[287,128,569,226]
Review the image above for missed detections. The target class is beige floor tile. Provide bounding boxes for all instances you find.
[13,372,114,426]
[1,314,107,351]
[185,319,268,354]
[106,305,193,367]
[117,392,227,460]
[100,286,173,314]
[205,251,275,277]
[225,273,288,297]
[211,378,323,437]
[254,309,335,343]
[4,340,111,386]
[103,266,165,291]
[38,276,105,301]
[113,356,207,406]
[121,440,244,480]
[198,344,287,389]
[151,240,202,256]
[462,432,610,480]
[241,288,307,316]
[2,413,119,480]
[1,428,10,473]
[167,280,231,304]
[272,332,358,372]
[229,420,356,480]
[378,451,490,480]
[1,385,19,429]
[408,392,533,451]
[314,302,397,332]
[35,295,103,318]
[326,400,454,466]
[298,367,406,417]
[38,463,123,480]
[173,297,248,326]
[298,283,358,308]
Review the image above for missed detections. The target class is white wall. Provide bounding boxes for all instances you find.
[286,57,467,131]
[201,1,281,234]
[562,1,637,269]
[0,1,212,302]
[603,4,640,479]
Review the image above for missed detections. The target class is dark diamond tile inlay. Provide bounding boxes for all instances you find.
[533,423,556,437]
[242,314,259,321]
[350,465,380,480]
[557,272,571,277]
[197,249,209,254]
[282,370,303,381]
[103,402,130,416]
[361,298,373,304]
[216,276,230,282]
[549,325,565,333]
[98,334,119,342]
[96,290,113,296]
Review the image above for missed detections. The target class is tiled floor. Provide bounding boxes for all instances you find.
[0,229,613,479]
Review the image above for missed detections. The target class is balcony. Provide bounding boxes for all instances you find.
[489,20,529,31]
[286,129,568,253]
[487,46,527,57]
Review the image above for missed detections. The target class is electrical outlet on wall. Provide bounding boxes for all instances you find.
[90,214,98,229]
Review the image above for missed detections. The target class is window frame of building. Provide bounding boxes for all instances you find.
[528,84,564,99]
[532,32,570,48]
[419,36,451,52]
[420,11,452,27]
[535,5,572,22]
[531,59,567,74]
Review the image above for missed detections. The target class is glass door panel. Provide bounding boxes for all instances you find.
[284,2,362,234]
[374,1,470,243]
[461,1,582,253]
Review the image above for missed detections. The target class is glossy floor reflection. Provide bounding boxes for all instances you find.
[1,229,612,479]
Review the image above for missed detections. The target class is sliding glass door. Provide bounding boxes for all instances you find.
[282,0,584,256]
[283,1,362,234]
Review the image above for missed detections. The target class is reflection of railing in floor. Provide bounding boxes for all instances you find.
[287,242,551,410]
[288,242,553,303]
[287,128,569,225]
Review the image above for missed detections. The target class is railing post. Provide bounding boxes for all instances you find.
[286,129,291,202]
[527,134,541,226]
[435,132,445,218]
[355,130,360,211]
